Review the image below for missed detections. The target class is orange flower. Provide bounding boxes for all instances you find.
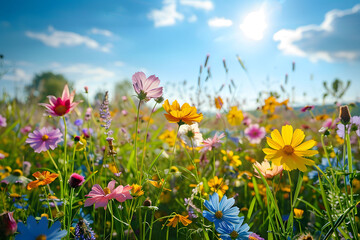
[27,171,59,190]
[166,214,192,228]
[163,100,203,125]
[214,96,224,110]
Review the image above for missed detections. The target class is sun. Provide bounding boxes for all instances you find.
[240,9,267,41]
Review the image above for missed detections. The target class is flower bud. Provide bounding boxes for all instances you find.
[84,86,88,93]
[339,105,351,125]
[0,212,17,238]
[155,96,164,104]
[143,199,152,206]
[68,173,85,188]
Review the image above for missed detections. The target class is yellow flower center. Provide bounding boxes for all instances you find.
[283,145,294,155]
[230,230,239,238]
[215,210,223,219]
[38,174,46,181]
[42,135,49,141]
[36,235,47,240]
[104,187,111,195]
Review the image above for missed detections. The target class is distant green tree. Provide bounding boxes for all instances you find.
[114,80,132,100]
[323,78,351,103]
[26,72,71,102]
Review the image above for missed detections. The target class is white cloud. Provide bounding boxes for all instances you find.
[208,17,232,28]
[180,0,214,11]
[148,0,184,27]
[188,14,198,23]
[2,68,31,82]
[114,61,125,67]
[25,26,112,53]
[57,64,115,80]
[90,28,114,37]
[273,4,360,62]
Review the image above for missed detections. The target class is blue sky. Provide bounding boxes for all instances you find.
[1,0,360,109]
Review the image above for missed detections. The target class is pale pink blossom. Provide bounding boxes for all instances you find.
[199,132,225,153]
[84,180,132,209]
[132,72,163,101]
[253,160,283,179]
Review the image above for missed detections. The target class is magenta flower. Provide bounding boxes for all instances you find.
[84,180,132,209]
[0,115,6,127]
[40,85,82,117]
[68,173,85,188]
[0,211,17,238]
[301,105,314,112]
[199,132,225,153]
[25,128,63,153]
[244,124,266,144]
[132,72,163,101]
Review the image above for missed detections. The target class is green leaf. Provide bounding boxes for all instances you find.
[247,197,257,220]
[323,203,357,239]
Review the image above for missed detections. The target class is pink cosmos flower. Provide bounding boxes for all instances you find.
[199,132,225,153]
[322,118,338,129]
[253,160,283,179]
[132,72,163,101]
[40,85,82,117]
[84,180,132,209]
[20,125,32,135]
[244,124,266,144]
[0,115,6,127]
[25,128,63,153]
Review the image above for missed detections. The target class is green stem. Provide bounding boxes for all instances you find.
[47,150,63,209]
[134,100,142,181]
[140,102,157,184]
[67,188,75,239]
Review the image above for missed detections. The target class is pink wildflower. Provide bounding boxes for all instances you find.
[244,124,266,144]
[40,85,82,117]
[199,132,225,153]
[132,72,163,101]
[84,180,132,209]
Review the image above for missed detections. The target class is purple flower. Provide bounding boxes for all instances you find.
[337,116,360,138]
[244,124,266,144]
[249,233,265,240]
[132,72,163,101]
[74,119,83,126]
[25,128,63,153]
[0,115,6,127]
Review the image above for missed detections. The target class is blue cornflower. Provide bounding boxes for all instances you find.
[217,217,252,240]
[72,208,94,227]
[74,119,84,126]
[16,216,67,240]
[203,192,241,228]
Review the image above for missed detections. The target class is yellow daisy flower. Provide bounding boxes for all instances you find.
[163,100,203,125]
[227,106,244,126]
[263,125,318,172]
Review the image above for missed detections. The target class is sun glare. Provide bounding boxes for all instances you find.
[240,9,267,41]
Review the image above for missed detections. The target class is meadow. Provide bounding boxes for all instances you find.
[0,61,359,240]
